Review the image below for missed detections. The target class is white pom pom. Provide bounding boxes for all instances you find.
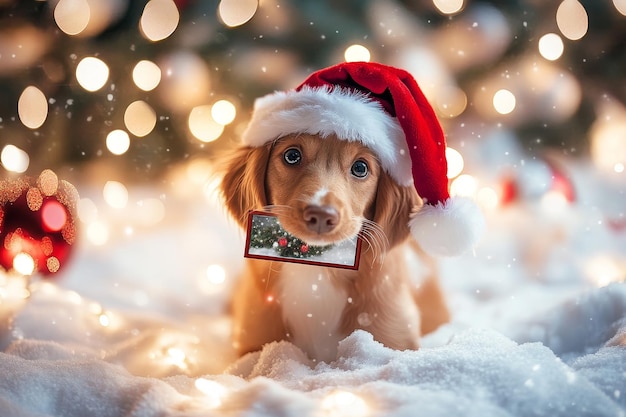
[409,197,485,257]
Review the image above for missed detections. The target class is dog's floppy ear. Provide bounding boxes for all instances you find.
[220,144,272,226]
[372,170,421,249]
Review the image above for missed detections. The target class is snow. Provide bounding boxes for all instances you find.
[0,162,625,417]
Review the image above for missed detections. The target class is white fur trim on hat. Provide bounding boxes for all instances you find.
[241,86,413,186]
[409,196,485,257]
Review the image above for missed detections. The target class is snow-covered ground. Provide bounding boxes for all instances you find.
[0,160,625,417]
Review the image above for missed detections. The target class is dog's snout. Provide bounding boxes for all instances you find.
[303,205,339,234]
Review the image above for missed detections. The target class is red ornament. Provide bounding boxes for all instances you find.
[278,237,288,247]
[0,170,79,277]
[300,244,309,253]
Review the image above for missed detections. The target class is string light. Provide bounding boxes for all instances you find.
[1,145,29,173]
[344,44,371,63]
[18,86,48,129]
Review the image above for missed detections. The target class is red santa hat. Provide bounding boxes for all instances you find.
[241,61,484,256]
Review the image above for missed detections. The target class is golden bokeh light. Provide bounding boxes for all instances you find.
[86,221,109,246]
[538,33,564,61]
[436,86,467,118]
[132,60,161,91]
[211,99,237,125]
[450,174,478,197]
[103,181,129,209]
[445,147,464,179]
[18,85,48,129]
[54,0,90,36]
[139,0,180,42]
[615,0,626,15]
[493,89,516,115]
[106,129,131,155]
[1,145,30,173]
[218,0,258,27]
[188,105,225,143]
[433,0,464,14]
[124,101,157,137]
[76,56,109,91]
[344,44,371,63]
[13,252,36,276]
[321,390,369,417]
[556,0,588,41]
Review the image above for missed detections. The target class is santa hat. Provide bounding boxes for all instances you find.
[241,61,484,256]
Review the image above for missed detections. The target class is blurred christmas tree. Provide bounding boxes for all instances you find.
[0,0,624,182]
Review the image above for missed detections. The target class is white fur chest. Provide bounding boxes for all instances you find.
[277,263,347,362]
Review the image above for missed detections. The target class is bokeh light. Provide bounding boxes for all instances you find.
[218,0,258,27]
[445,147,464,178]
[54,0,90,36]
[493,89,516,115]
[76,56,109,91]
[103,181,129,209]
[106,129,131,155]
[615,0,626,16]
[556,0,588,41]
[124,101,157,137]
[436,86,467,118]
[344,44,371,63]
[41,200,68,232]
[433,0,464,15]
[321,390,369,417]
[87,221,109,246]
[132,60,161,91]
[158,52,211,112]
[13,252,36,276]
[139,0,180,42]
[188,105,224,143]
[1,145,30,173]
[211,100,237,125]
[195,378,228,408]
[450,174,478,197]
[538,33,564,61]
[77,198,98,223]
[18,86,48,129]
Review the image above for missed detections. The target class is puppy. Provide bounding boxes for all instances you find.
[220,133,450,362]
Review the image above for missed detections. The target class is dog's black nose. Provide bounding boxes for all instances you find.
[303,205,339,234]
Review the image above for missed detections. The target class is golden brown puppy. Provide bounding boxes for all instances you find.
[221,133,450,362]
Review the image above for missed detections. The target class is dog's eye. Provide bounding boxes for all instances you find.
[351,160,369,178]
[283,148,302,165]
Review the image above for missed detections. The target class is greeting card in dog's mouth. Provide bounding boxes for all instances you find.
[244,211,361,269]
